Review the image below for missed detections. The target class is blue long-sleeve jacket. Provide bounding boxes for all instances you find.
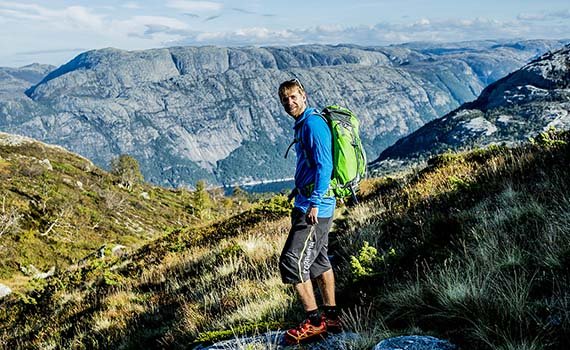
[293,107,336,217]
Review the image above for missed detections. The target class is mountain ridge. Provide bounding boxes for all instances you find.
[371,43,570,170]
[1,40,568,187]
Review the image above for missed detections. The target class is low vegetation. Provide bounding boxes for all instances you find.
[0,135,252,291]
[0,194,293,349]
[334,129,570,349]
[1,129,569,349]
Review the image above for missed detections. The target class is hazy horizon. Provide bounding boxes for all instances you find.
[1,0,569,67]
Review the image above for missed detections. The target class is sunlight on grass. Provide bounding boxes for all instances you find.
[4,131,570,349]
[341,305,391,349]
[86,289,150,341]
[224,293,290,326]
[91,313,113,333]
[216,255,244,277]
[347,202,378,227]
[237,234,276,264]
[55,289,85,310]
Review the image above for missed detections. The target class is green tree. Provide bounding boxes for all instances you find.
[193,180,212,219]
[110,154,143,191]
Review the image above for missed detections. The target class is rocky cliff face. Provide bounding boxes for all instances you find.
[0,41,566,187]
[0,64,55,127]
[371,43,570,172]
[0,64,54,95]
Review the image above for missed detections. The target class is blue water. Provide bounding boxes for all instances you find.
[223,179,295,195]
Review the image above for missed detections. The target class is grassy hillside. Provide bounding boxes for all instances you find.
[0,132,250,291]
[333,128,570,349]
[0,195,294,349]
[1,130,570,349]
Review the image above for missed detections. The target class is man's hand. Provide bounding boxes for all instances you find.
[306,207,319,225]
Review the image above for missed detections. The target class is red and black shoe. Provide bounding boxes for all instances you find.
[323,315,343,334]
[284,318,327,344]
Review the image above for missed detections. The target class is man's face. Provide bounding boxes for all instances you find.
[279,86,307,119]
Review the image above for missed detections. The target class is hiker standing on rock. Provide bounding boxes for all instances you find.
[278,78,341,344]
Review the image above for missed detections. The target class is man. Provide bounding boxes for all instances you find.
[278,78,341,344]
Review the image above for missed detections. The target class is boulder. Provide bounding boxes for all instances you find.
[196,331,360,349]
[0,283,12,299]
[21,264,56,279]
[39,158,53,170]
[373,335,456,350]
[112,244,128,257]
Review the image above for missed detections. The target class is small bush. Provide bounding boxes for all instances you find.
[350,241,396,281]
[529,127,567,149]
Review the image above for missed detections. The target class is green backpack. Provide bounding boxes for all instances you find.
[322,105,367,202]
[285,105,367,202]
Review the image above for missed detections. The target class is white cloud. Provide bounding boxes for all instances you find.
[0,1,193,66]
[63,6,105,30]
[110,15,190,42]
[125,15,188,30]
[415,18,431,26]
[0,2,104,30]
[0,1,188,41]
[1,1,569,67]
[518,9,570,21]
[166,0,223,12]
[194,27,295,43]
[169,16,570,48]
[0,1,62,21]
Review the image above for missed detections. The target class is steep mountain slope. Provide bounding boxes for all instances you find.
[0,64,56,131]
[1,40,565,187]
[371,43,570,170]
[0,131,244,290]
[0,64,54,94]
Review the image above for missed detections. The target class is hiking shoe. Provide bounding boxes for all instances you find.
[323,315,343,333]
[284,318,327,344]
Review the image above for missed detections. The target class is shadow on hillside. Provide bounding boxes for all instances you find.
[5,138,570,349]
[330,139,570,349]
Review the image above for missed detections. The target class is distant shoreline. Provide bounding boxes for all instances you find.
[222,178,295,194]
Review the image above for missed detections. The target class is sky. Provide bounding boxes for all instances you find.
[0,0,569,67]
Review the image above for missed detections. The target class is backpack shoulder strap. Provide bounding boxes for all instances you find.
[284,139,296,159]
[284,111,325,159]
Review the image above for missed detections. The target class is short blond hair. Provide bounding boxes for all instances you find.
[278,78,305,97]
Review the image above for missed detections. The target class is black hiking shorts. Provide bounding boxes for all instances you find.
[279,208,333,284]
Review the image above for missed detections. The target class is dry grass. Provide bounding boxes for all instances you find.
[3,132,570,349]
[333,133,570,349]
